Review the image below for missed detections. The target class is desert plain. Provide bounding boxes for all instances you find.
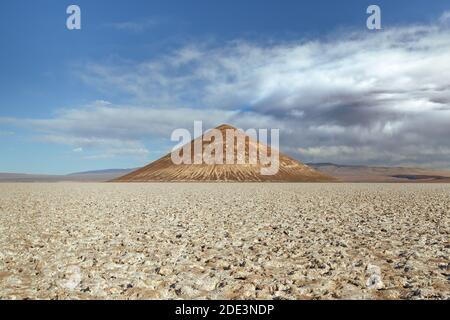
[0,182,449,300]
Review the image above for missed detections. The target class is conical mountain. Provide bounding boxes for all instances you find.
[113,124,334,182]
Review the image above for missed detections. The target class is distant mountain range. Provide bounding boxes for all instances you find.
[307,163,450,183]
[67,169,135,175]
[0,169,136,183]
[1,163,450,183]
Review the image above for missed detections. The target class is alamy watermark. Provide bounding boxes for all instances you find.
[67,5,382,31]
[367,5,382,30]
[66,5,81,30]
[170,122,280,176]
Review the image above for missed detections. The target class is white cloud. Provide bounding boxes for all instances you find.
[440,11,450,25]
[82,147,150,160]
[0,102,242,160]
[105,19,160,33]
[0,130,15,137]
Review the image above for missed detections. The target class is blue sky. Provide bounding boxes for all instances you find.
[1,0,450,174]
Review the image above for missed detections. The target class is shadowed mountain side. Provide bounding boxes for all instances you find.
[113,124,333,182]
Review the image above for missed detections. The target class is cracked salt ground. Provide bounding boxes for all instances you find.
[366,264,384,290]
[0,183,449,300]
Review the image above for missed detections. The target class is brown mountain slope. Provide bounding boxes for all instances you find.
[113,124,333,182]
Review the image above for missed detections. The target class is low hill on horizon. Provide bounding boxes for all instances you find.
[0,169,136,182]
[307,163,450,183]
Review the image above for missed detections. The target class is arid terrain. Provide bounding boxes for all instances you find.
[0,183,449,300]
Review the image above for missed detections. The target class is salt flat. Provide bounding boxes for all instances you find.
[0,183,448,300]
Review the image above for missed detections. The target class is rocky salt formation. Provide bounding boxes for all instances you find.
[0,183,448,300]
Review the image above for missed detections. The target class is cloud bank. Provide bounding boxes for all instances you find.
[3,15,450,167]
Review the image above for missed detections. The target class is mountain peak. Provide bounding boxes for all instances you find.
[113,123,334,182]
[215,124,237,131]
